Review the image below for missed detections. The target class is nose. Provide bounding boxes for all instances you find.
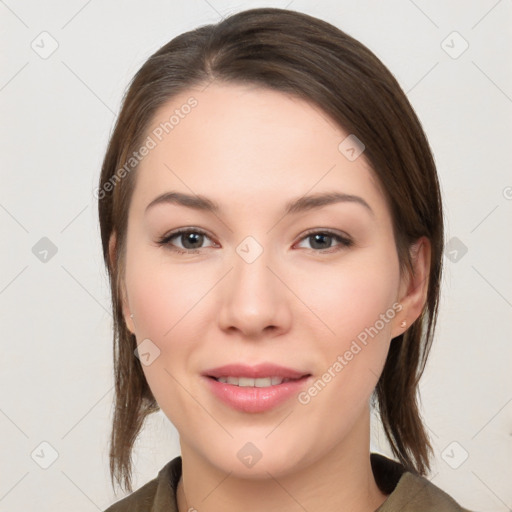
[217,244,292,340]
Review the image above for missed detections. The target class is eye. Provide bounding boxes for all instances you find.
[295,229,353,253]
[157,228,216,254]
[157,228,353,255]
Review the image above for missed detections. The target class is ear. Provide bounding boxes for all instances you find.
[109,232,136,334]
[392,236,431,338]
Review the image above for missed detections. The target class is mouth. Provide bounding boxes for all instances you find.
[203,362,310,383]
[202,363,312,413]
[207,375,309,387]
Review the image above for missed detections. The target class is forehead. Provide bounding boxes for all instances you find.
[130,82,387,219]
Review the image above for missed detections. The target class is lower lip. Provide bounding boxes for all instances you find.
[203,375,311,413]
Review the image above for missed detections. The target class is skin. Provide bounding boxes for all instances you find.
[109,82,430,512]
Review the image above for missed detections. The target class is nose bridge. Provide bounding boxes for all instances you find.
[218,235,288,335]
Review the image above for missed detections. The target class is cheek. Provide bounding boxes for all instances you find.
[298,251,400,342]
[125,255,202,426]
[124,246,212,410]
[125,244,207,339]
[295,249,400,406]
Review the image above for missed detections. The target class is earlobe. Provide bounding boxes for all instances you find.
[108,232,117,271]
[122,295,136,335]
[109,232,136,334]
[393,236,431,338]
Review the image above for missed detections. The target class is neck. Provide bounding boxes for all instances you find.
[176,408,388,512]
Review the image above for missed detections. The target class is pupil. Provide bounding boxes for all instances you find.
[184,233,202,249]
[311,233,330,249]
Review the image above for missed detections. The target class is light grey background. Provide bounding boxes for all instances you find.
[1,1,511,510]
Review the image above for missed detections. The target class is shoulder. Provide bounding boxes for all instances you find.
[104,478,158,512]
[371,453,475,512]
[103,456,181,512]
[383,471,475,512]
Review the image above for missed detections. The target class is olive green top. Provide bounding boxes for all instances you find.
[104,453,474,512]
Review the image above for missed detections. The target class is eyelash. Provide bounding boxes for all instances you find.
[156,227,354,255]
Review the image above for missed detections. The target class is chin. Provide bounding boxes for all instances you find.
[197,436,311,480]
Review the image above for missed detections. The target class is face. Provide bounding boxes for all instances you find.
[116,82,411,478]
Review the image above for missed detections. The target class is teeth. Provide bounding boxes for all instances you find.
[215,376,292,387]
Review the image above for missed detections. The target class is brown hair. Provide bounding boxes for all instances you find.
[98,7,443,493]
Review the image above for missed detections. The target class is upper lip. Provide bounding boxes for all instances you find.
[203,363,310,380]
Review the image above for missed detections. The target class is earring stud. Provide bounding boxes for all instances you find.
[400,320,407,328]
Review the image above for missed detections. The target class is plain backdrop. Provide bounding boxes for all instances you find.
[1,1,511,511]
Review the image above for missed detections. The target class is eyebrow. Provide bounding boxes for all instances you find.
[144,191,374,217]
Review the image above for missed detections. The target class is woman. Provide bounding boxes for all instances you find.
[98,7,474,512]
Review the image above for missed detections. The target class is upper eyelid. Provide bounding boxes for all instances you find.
[300,227,351,239]
[165,227,215,241]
